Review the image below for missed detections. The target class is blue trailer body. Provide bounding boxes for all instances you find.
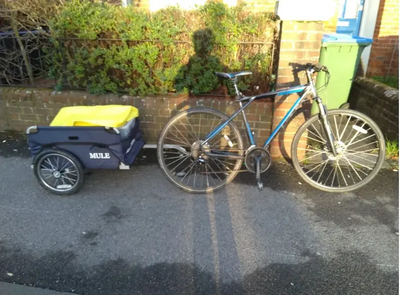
[27,118,145,169]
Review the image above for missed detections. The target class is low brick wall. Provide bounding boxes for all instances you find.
[348,77,399,140]
[0,87,280,154]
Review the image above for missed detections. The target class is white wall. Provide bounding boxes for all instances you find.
[276,0,336,21]
[358,0,381,74]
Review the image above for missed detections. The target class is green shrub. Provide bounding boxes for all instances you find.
[371,76,399,90]
[48,0,277,95]
[386,139,399,159]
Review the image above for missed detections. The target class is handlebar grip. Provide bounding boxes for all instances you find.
[314,63,323,71]
[308,63,329,74]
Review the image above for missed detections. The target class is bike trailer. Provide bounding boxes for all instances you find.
[26,105,145,195]
[27,105,145,169]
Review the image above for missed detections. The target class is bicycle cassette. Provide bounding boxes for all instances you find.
[245,147,271,173]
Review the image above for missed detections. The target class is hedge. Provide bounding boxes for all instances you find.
[48,0,277,95]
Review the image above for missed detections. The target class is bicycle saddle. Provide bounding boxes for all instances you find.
[215,71,253,79]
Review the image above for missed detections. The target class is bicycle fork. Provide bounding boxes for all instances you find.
[315,97,338,156]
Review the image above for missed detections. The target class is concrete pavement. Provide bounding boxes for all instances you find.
[0,282,75,295]
[0,136,398,295]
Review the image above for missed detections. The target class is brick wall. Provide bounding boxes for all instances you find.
[271,21,324,159]
[0,88,274,152]
[367,0,399,77]
[348,77,399,140]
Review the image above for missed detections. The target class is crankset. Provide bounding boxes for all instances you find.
[244,147,272,191]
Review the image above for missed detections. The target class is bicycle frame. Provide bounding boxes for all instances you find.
[202,84,312,151]
[201,67,339,159]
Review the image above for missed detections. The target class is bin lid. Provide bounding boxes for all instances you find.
[322,33,373,44]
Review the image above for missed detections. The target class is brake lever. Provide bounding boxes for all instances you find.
[322,66,330,74]
[313,64,330,74]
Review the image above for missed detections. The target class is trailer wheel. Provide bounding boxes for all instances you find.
[33,149,84,195]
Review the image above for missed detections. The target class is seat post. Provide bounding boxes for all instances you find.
[230,77,256,146]
[231,77,241,99]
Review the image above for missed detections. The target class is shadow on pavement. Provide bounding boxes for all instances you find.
[0,244,397,295]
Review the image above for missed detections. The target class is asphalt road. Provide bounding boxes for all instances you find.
[0,135,398,295]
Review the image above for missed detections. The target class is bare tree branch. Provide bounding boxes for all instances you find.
[0,0,64,85]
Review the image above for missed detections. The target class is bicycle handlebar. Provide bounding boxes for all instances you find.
[305,63,330,74]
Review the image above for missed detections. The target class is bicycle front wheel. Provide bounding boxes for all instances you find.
[157,108,244,193]
[292,109,385,192]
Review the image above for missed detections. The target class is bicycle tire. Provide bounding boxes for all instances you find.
[291,109,385,192]
[157,107,244,193]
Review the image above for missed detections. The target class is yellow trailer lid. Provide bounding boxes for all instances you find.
[50,105,139,127]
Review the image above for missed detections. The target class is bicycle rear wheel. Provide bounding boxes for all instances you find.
[157,108,244,193]
[292,109,385,192]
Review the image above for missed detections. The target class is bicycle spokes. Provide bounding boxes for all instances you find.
[158,109,244,193]
[293,110,385,192]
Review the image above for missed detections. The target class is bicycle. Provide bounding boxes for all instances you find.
[157,63,386,193]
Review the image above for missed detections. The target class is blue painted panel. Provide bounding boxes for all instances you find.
[336,0,364,36]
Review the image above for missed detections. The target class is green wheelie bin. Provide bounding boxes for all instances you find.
[311,33,373,115]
